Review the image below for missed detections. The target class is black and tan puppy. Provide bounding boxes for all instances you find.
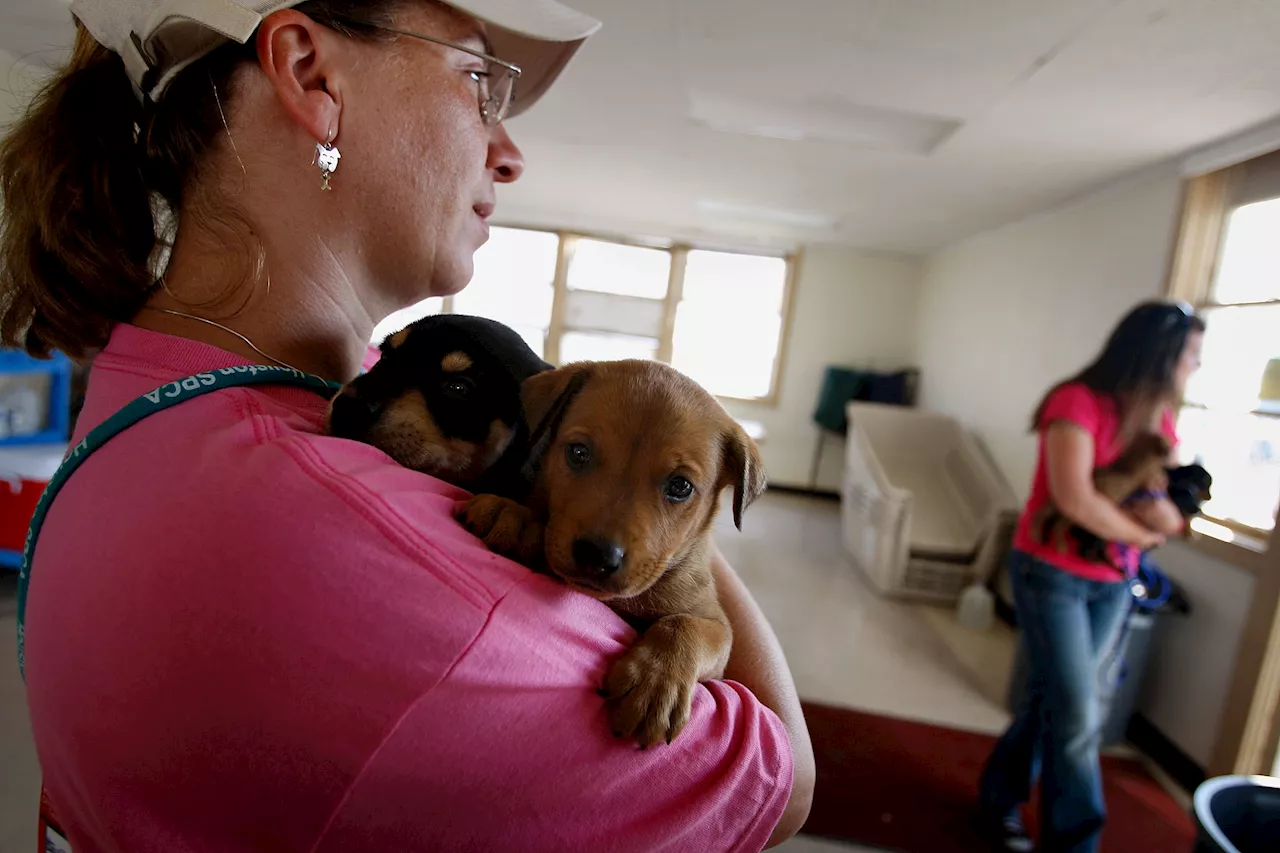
[460,360,767,748]
[1068,460,1211,566]
[327,314,551,497]
[1167,464,1212,520]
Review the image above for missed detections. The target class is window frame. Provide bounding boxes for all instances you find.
[1167,164,1280,551]
[450,225,798,406]
[1167,156,1280,782]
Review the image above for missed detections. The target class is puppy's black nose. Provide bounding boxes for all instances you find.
[328,390,384,438]
[572,537,625,576]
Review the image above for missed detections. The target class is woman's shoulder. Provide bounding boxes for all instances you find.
[36,380,621,694]
[1046,380,1106,405]
[61,353,593,635]
[225,400,540,610]
[67,374,533,612]
[1037,381,1113,432]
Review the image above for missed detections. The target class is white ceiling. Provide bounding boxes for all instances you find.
[4,0,1280,254]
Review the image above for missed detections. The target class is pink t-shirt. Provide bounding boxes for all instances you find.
[1012,382,1177,582]
[24,325,792,853]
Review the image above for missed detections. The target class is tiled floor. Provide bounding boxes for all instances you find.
[716,493,1016,739]
[721,493,1018,853]
[0,492,1021,853]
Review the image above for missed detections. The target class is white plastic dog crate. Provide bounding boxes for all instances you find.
[841,402,1018,602]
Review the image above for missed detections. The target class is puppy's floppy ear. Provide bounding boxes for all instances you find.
[380,327,411,352]
[521,363,594,476]
[523,363,593,431]
[721,421,766,531]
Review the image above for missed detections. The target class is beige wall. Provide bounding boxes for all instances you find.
[913,166,1255,767]
[915,169,1186,499]
[724,245,923,489]
[1138,542,1254,766]
[0,53,42,127]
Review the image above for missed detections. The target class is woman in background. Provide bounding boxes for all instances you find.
[978,302,1203,853]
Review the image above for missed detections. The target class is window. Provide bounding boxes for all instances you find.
[1169,151,1280,540]
[1180,296,1280,533]
[559,239,670,364]
[672,251,788,401]
[374,228,794,401]
[1166,149,1280,787]
[567,239,671,299]
[372,297,443,346]
[560,331,659,364]
[371,227,560,358]
[453,228,559,359]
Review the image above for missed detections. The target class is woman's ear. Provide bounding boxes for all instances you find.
[255,9,346,145]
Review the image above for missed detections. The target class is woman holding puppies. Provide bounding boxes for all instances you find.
[0,0,813,849]
[978,301,1203,853]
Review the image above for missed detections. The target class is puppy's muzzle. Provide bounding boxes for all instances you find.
[328,389,385,439]
[571,536,626,579]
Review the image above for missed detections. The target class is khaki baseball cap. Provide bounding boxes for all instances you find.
[69,0,601,113]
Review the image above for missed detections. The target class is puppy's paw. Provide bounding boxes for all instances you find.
[602,642,697,748]
[458,495,543,564]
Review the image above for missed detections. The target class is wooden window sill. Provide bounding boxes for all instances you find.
[1180,517,1270,575]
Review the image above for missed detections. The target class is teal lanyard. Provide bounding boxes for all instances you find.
[15,365,341,678]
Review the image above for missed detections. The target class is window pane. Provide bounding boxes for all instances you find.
[567,239,671,299]
[563,290,665,338]
[372,297,443,345]
[672,302,780,399]
[1177,407,1280,532]
[453,227,558,332]
[1213,198,1280,305]
[559,331,657,364]
[671,251,788,399]
[1185,304,1280,412]
[682,251,787,313]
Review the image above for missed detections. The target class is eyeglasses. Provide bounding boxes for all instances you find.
[366,25,522,126]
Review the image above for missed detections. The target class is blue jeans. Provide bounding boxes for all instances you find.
[979,550,1133,853]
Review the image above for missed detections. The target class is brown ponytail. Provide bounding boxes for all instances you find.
[0,1,400,360]
[0,25,157,358]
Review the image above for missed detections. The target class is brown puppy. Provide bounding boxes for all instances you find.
[1032,431,1171,559]
[460,359,766,748]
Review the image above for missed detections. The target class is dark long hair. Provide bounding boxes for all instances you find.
[1032,301,1206,443]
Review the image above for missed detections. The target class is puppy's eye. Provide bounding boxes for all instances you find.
[441,378,475,400]
[566,442,592,471]
[665,476,695,503]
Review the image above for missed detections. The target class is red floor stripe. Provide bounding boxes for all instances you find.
[799,701,1195,852]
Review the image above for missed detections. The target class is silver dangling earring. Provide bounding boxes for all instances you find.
[313,129,340,191]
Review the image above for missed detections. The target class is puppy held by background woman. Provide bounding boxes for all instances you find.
[1030,431,1171,565]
